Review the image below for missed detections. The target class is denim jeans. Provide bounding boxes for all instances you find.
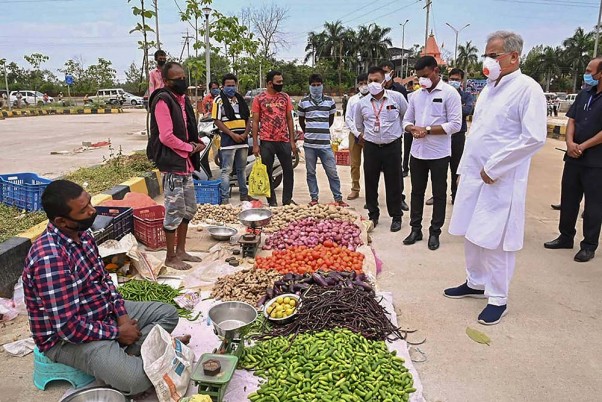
[304,146,342,201]
[220,147,248,200]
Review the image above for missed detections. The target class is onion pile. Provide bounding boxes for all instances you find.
[263,218,363,250]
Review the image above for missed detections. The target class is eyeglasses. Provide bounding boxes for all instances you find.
[481,52,510,59]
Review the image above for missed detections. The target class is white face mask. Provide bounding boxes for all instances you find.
[483,57,502,81]
[358,84,369,95]
[367,81,384,96]
[449,80,461,89]
[419,77,433,89]
[384,73,392,82]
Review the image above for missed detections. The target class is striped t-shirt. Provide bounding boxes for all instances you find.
[212,96,248,150]
[297,95,336,149]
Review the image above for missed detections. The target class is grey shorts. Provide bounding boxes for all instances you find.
[163,173,198,231]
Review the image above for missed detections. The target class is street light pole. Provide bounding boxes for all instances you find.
[400,19,409,78]
[203,7,212,96]
[424,0,432,51]
[594,0,602,57]
[3,61,11,112]
[153,0,160,48]
[445,22,470,66]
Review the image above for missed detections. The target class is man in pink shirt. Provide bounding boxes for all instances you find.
[148,61,204,270]
[148,50,167,95]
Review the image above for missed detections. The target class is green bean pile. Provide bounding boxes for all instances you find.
[118,280,201,321]
[241,328,416,402]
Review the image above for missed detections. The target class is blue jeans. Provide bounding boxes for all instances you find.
[304,146,342,201]
[220,147,248,200]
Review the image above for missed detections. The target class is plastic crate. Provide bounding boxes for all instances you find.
[0,173,52,211]
[335,150,350,166]
[194,179,221,205]
[133,205,166,249]
[92,222,114,245]
[95,206,134,240]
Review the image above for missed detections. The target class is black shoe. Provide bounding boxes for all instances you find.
[370,218,379,228]
[428,234,440,250]
[403,171,409,177]
[544,236,574,249]
[444,282,486,299]
[390,218,402,232]
[425,197,434,206]
[363,204,368,209]
[268,201,278,207]
[478,304,508,325]
[403,230,423,245]
[574,249,595,262]
[551,204,561,211]
[401,200,409,211]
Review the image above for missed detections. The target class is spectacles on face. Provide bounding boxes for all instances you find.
[481,52,510,59]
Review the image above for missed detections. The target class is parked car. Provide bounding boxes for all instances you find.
[88,88,126,105]
[9,91,53,106]
[244,88,266,106]
[123,91,144,106]
[559,93,578,112]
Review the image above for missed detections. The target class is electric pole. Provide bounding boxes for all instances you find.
[424,0,432,52]
[594,0,602,57]
[400,20,409,78]
[153,0,161,49]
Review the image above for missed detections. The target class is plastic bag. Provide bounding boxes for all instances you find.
[249,157,271,198]
[13,278,27,315]
[142,325,195,402]
[0,298,18,322]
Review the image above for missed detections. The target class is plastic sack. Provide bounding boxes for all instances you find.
[141,325,195,402]
[13,278,27,315]
[0,298,18,322]
[248,157,271,198]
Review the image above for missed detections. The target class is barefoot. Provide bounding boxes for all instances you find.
[176,251,202,262]
[175,334,191,345]
[165,256,192,270]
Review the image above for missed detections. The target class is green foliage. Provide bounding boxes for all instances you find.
[0,205,46,244]
[184,51,230,85]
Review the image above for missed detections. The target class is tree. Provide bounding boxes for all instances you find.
[242,3,289,59]
[321,21,347,86]
[124,61,147,94]
[24,53,49,104]
[304,31,326,66]
[536,46,563,92]
[184,51,230,87]
[85,58,117,90]
[128,0,157,84]
[563,27,594,91]
[456,41,478,72]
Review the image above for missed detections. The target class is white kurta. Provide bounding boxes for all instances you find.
[448,69,547,251]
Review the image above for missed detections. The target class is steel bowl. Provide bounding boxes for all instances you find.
[208,226,238,241]
[238,208,272,228]
[61,387,128,402]
[208,301,257,341]
[264,293,301,324]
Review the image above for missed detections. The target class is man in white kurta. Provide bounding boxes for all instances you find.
[445,31,547,325]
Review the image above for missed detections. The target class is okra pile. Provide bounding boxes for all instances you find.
[241,328,416,402]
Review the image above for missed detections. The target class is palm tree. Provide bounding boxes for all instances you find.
[304,31,326,66]
[365,23,392,64]
[563,27,594,91]
[456,41,478,72]
[536,46,563,92]
[322,20,347,86]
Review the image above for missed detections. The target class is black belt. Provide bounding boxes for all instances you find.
[366,138,401,148]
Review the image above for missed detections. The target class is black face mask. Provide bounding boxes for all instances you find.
[169,78,188,95]
[63,212,97,232]
[157,60,166,67]
[272,83,284,92]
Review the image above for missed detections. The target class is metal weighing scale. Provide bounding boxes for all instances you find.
[237,209,272,258]
[191,301,257,402]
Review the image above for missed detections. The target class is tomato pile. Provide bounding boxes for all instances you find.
[255,242,365,274]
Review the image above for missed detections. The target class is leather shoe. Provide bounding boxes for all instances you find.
[403,171,409,177]
[390,219,402,232]
[370,218,379,228]
[551,204,561,211]
[347,191,359,200]
[574,249,595,262]
[428,234,440,250]
[544,236,573,249]
[401,200,409,211]
[403,230,423,245]
[425,197,434,206]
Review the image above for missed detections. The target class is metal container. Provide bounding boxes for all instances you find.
[208,226,237,241]
[263,293,301,324]
[238,208,272,229]
[208,301,257,341]
[61,387,128,402]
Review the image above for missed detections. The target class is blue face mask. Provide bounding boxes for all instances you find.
[223,86,237,98]
[583,73,599,87]
[210,88,220,97]
[309,84,323,99]
[449,80,461,90]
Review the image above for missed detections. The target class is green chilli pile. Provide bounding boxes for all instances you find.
[118,279,201,321]
[241,328,416,402]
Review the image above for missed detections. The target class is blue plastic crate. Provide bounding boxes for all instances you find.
[193,179,221,205]
[0,173,52,211]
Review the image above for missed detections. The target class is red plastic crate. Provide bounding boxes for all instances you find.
[335,150,350,166]
[133,205,166,249]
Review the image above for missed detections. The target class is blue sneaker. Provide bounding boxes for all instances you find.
[443,282,486,299]
[478,304,508,325]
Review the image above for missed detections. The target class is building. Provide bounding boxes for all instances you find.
[388,46,415,79]
[421,32,447,66]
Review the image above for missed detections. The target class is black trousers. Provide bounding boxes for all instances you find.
[410,156,450,236]
[450,132,466,201]
[403,134,413,173]
[363,139,403,220]
[559,162,602,251]
[260,141,294,205]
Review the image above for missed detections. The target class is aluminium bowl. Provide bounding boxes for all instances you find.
[208,226,238,241]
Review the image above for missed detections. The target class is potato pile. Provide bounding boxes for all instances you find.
[211,268,281,306]
[192,204,241,225]
[263,204,357,233]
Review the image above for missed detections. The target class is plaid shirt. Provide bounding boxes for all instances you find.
[22,223,127,352]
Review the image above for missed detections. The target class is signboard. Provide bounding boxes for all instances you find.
[466,79,487,95]
[65,75,74,86]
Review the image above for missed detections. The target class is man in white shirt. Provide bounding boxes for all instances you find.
[345,73,369,200]
[402,56,462,251]
[445,31,547,325]
[354,66,408,232]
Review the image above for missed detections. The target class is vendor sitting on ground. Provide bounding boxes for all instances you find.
[22,180,190,396]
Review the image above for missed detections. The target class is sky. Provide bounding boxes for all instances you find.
[0,0,601,81]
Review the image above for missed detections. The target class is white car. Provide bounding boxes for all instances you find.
[9,91,53,106]
[123,92,144,106]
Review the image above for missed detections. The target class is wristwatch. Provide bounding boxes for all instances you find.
[426,126,432,135]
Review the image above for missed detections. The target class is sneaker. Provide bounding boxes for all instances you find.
[443,282,486,299]
[334,200,349,207]
[478,304,508,325]
[309,199,319,206]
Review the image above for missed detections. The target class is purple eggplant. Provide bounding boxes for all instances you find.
[357,273,367,282]
[283,273,294,281]
[353,280,373,292]
[257,295,268,307]
[325,277,337,286]
[266,288,274,299]
[312,273,329,287]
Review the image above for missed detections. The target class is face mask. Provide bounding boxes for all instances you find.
[309,84,323,99]
[449,80,461,89]
[583,73,599,87]
[272,83,284,92]
[157,60,166,67]
[210,88,220,97]
[358,85,369,95]
[483,57,502,81]
[384,73,392,82]
[170,78,188,95]
[223,86,237,98]
[64,212,97,232]
[367,81,383,96]
[419,77,433,89]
